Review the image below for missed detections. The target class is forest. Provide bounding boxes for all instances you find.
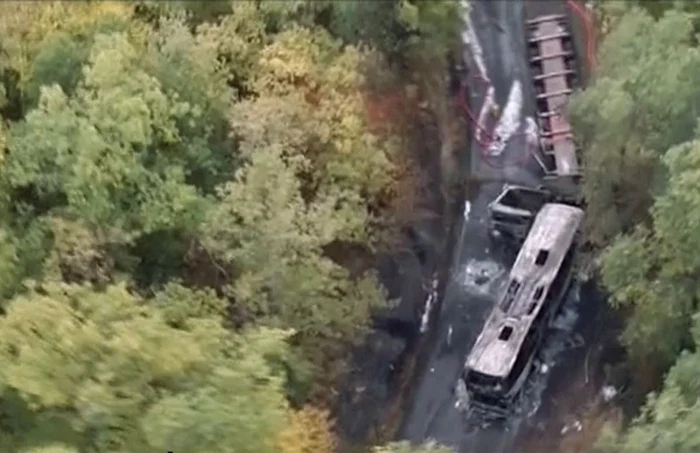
[0,1,463,452]
[570,1,700,451]
[2,0,700,452]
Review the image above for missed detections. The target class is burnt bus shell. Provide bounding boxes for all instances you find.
[463,203,584,417]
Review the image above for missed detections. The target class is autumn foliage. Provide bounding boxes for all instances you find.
[0,1,466,452]
[278,406,338,453]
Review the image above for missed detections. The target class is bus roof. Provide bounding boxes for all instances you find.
[465,203,584,378]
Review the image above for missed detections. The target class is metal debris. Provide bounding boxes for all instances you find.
[419,293,434,334]
[419,273,440,334]
[601,385,618,403]
[560,419,582,435]
[455,379,470,411]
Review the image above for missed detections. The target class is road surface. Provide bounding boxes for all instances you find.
[398,2,608,452]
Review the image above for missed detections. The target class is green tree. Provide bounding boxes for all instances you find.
[205,20,394,346]
[0,2,135,116]
[601,128,700,373]
[330,1,405,53]
[4,27,229,286]
[0,228,19,299]
[0,3,446,450]
[143,11,235,193]
[0,282,291,453]
[21,445,79,453]
[201,146,386,339]
[140,326,290,453]
[569,6,700,246]
[233,25,396,213]
[604,313,700,453]
[329,1,463,58]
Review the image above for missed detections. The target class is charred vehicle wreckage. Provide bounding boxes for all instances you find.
[458,12,587,419]
[487,184,553,245]
[463,202,583,417]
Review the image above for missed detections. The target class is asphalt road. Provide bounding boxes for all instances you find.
[398,1,585,452]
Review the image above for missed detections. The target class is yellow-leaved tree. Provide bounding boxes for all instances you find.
[278,406,337,453]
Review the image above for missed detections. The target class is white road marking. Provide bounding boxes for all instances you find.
[488,80,523,156]
[476,86,496,145]
[462,4,490,83]
[462,8,527,159]
[525,116,539,148]
[419,274,440,334]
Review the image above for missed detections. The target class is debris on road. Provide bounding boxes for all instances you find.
[601,385,618,403]
[560,419,582,435]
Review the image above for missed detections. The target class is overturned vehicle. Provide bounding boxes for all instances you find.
[463,203,584,417]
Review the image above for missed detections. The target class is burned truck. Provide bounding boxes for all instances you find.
[527,13,583,199]
[487,184,553,245]
[485,12,585,247]
[462,203,584,417]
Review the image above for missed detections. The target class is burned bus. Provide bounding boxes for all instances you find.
[462,203,584,416]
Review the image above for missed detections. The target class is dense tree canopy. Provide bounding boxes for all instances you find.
[576,4,700,371]
[570,6,700,247]
[0,281,291,453]
[0,1,463,452]
[599,313,700,453]
[575,3,700,452]
[596,126,700,453]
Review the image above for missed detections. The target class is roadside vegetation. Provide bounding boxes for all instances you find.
[0,1,464,452]
[570,1,700,451]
